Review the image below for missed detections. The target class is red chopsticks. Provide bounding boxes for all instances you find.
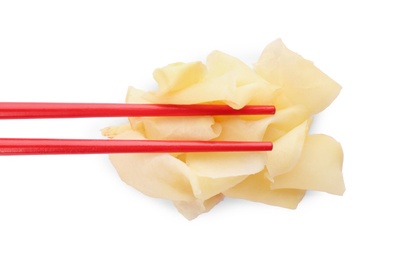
[0,102,275,155]
[0,102,275,119]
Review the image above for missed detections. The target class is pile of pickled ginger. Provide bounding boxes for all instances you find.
[102,39,344,220]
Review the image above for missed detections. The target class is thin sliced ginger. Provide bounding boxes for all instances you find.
[102,39,344,220]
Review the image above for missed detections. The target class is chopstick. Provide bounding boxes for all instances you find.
[0,102,275,119]
[0,138,273,155]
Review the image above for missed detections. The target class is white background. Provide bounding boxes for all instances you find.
[1,1,392,259]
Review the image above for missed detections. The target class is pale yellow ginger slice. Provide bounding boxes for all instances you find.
[185,152,266,178]
[101,124,132,139]
[189,175,248,201]
[223,170,305,209]
[263,104,310,141]
[144,73,237,105]
[206,50,267,86]
[153,61,206,94]
[173,193,224,220]
[206,50,277,108]
[228,80,276,109]
[126,86,152,104]
[254,39,342,114]
[214,116,271,141]
[266,119,311,179]
[271,134,345,195]
[109,130,195,202]
[131,116,221,140]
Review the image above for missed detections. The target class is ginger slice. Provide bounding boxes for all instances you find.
[174,194,224,220]
[224,170,305,209]
[266,119,311,179]
[271,134,345,195]
[153,61,207,94]
[254,39,342,114]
